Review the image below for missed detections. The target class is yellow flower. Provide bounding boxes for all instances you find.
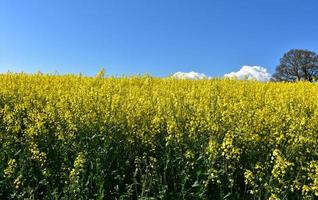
[4,159,17,178]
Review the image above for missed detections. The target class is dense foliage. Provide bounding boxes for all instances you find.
[0,73,318,200]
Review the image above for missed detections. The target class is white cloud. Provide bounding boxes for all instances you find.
[224,66,271,82]
[172,71,211,80]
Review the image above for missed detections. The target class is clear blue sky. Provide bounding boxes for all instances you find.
[1,0,317,77]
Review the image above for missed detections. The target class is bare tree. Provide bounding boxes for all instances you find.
[271,49,318,82]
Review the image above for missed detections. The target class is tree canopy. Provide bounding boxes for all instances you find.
[271,49,318,82]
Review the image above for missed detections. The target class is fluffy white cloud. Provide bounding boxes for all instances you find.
[224,66,271,82]
[172,71,210,80]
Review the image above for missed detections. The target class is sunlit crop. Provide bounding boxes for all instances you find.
[0,73,317,199]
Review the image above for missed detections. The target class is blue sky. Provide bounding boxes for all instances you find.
[0,0,317,77]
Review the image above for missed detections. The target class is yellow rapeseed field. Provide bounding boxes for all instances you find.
[0,73,317,199]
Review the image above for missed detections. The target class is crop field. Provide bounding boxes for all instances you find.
[0,73,318,199]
